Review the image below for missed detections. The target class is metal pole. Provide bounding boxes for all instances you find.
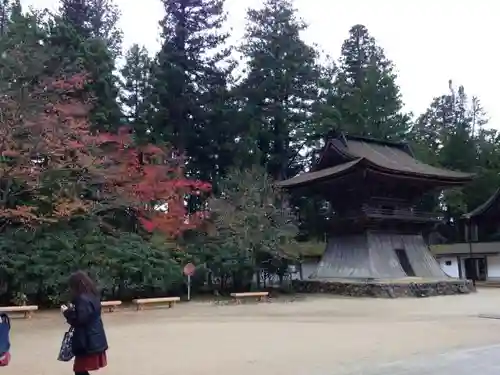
[187,275,191,301]
[469,96,477,287]
[468,218,475,287]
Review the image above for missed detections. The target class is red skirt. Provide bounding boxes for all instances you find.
[73,351,107,372]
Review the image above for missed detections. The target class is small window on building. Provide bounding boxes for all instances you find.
[445,261,452,266]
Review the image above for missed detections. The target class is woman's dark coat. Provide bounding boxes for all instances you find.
[63,293,108,356]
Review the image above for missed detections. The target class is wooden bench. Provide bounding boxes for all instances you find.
[230,292,269,304]
[0,305,38,319]
[101,300,122,313]
[132,297,180,311]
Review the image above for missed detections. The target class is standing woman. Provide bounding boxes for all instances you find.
[61,271,108,375]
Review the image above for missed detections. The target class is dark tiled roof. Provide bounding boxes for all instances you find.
[344,138,472,180]
[277,159,360,187]
[278,135,474,188]
[463,188,500,219]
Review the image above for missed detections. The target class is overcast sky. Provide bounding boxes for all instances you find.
[23,0,498,127]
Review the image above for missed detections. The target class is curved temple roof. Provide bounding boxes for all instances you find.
[278,134,474,188]
[279,159,360,188]
[463,188,500,220]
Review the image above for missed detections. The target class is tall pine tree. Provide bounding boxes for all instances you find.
[52,0,122,131]
[120,44,152,136]
[413,81,495,220]
[149,0,235,182]
[237,0,322,180]
[414,81,478,172]
[87,0,122,58]
[0,1,57,92]
[59,0,90,36]
[0,0,11,36]
[334,24,409,140]
[58,0,122,56]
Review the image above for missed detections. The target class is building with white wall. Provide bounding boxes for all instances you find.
[431,242,500,281]
[431,188,500,281]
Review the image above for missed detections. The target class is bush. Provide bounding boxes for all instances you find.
[0,221,184,306]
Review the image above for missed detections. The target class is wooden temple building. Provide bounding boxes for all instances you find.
[278,132,473,281]
[432,188,500,281]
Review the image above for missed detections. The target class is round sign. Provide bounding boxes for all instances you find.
[183,263,196,276]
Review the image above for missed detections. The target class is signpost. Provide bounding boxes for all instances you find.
[183,263,196,301]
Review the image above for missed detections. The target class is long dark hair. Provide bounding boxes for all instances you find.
[68,271,98,297]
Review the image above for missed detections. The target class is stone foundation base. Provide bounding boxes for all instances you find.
[292,278,475,298]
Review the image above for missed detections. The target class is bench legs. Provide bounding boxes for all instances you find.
[101,305,118,313]
[232,296,269,304]
[24,311,32,319]
[135,302,177,311]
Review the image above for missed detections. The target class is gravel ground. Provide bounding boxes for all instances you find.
[4,288,500,375]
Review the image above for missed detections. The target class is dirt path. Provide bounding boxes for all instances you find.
[5,289,500,375]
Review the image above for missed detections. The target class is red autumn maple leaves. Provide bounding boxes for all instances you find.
[0,73,211,237]
[95,127,211,237]
[0,73,96,223]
